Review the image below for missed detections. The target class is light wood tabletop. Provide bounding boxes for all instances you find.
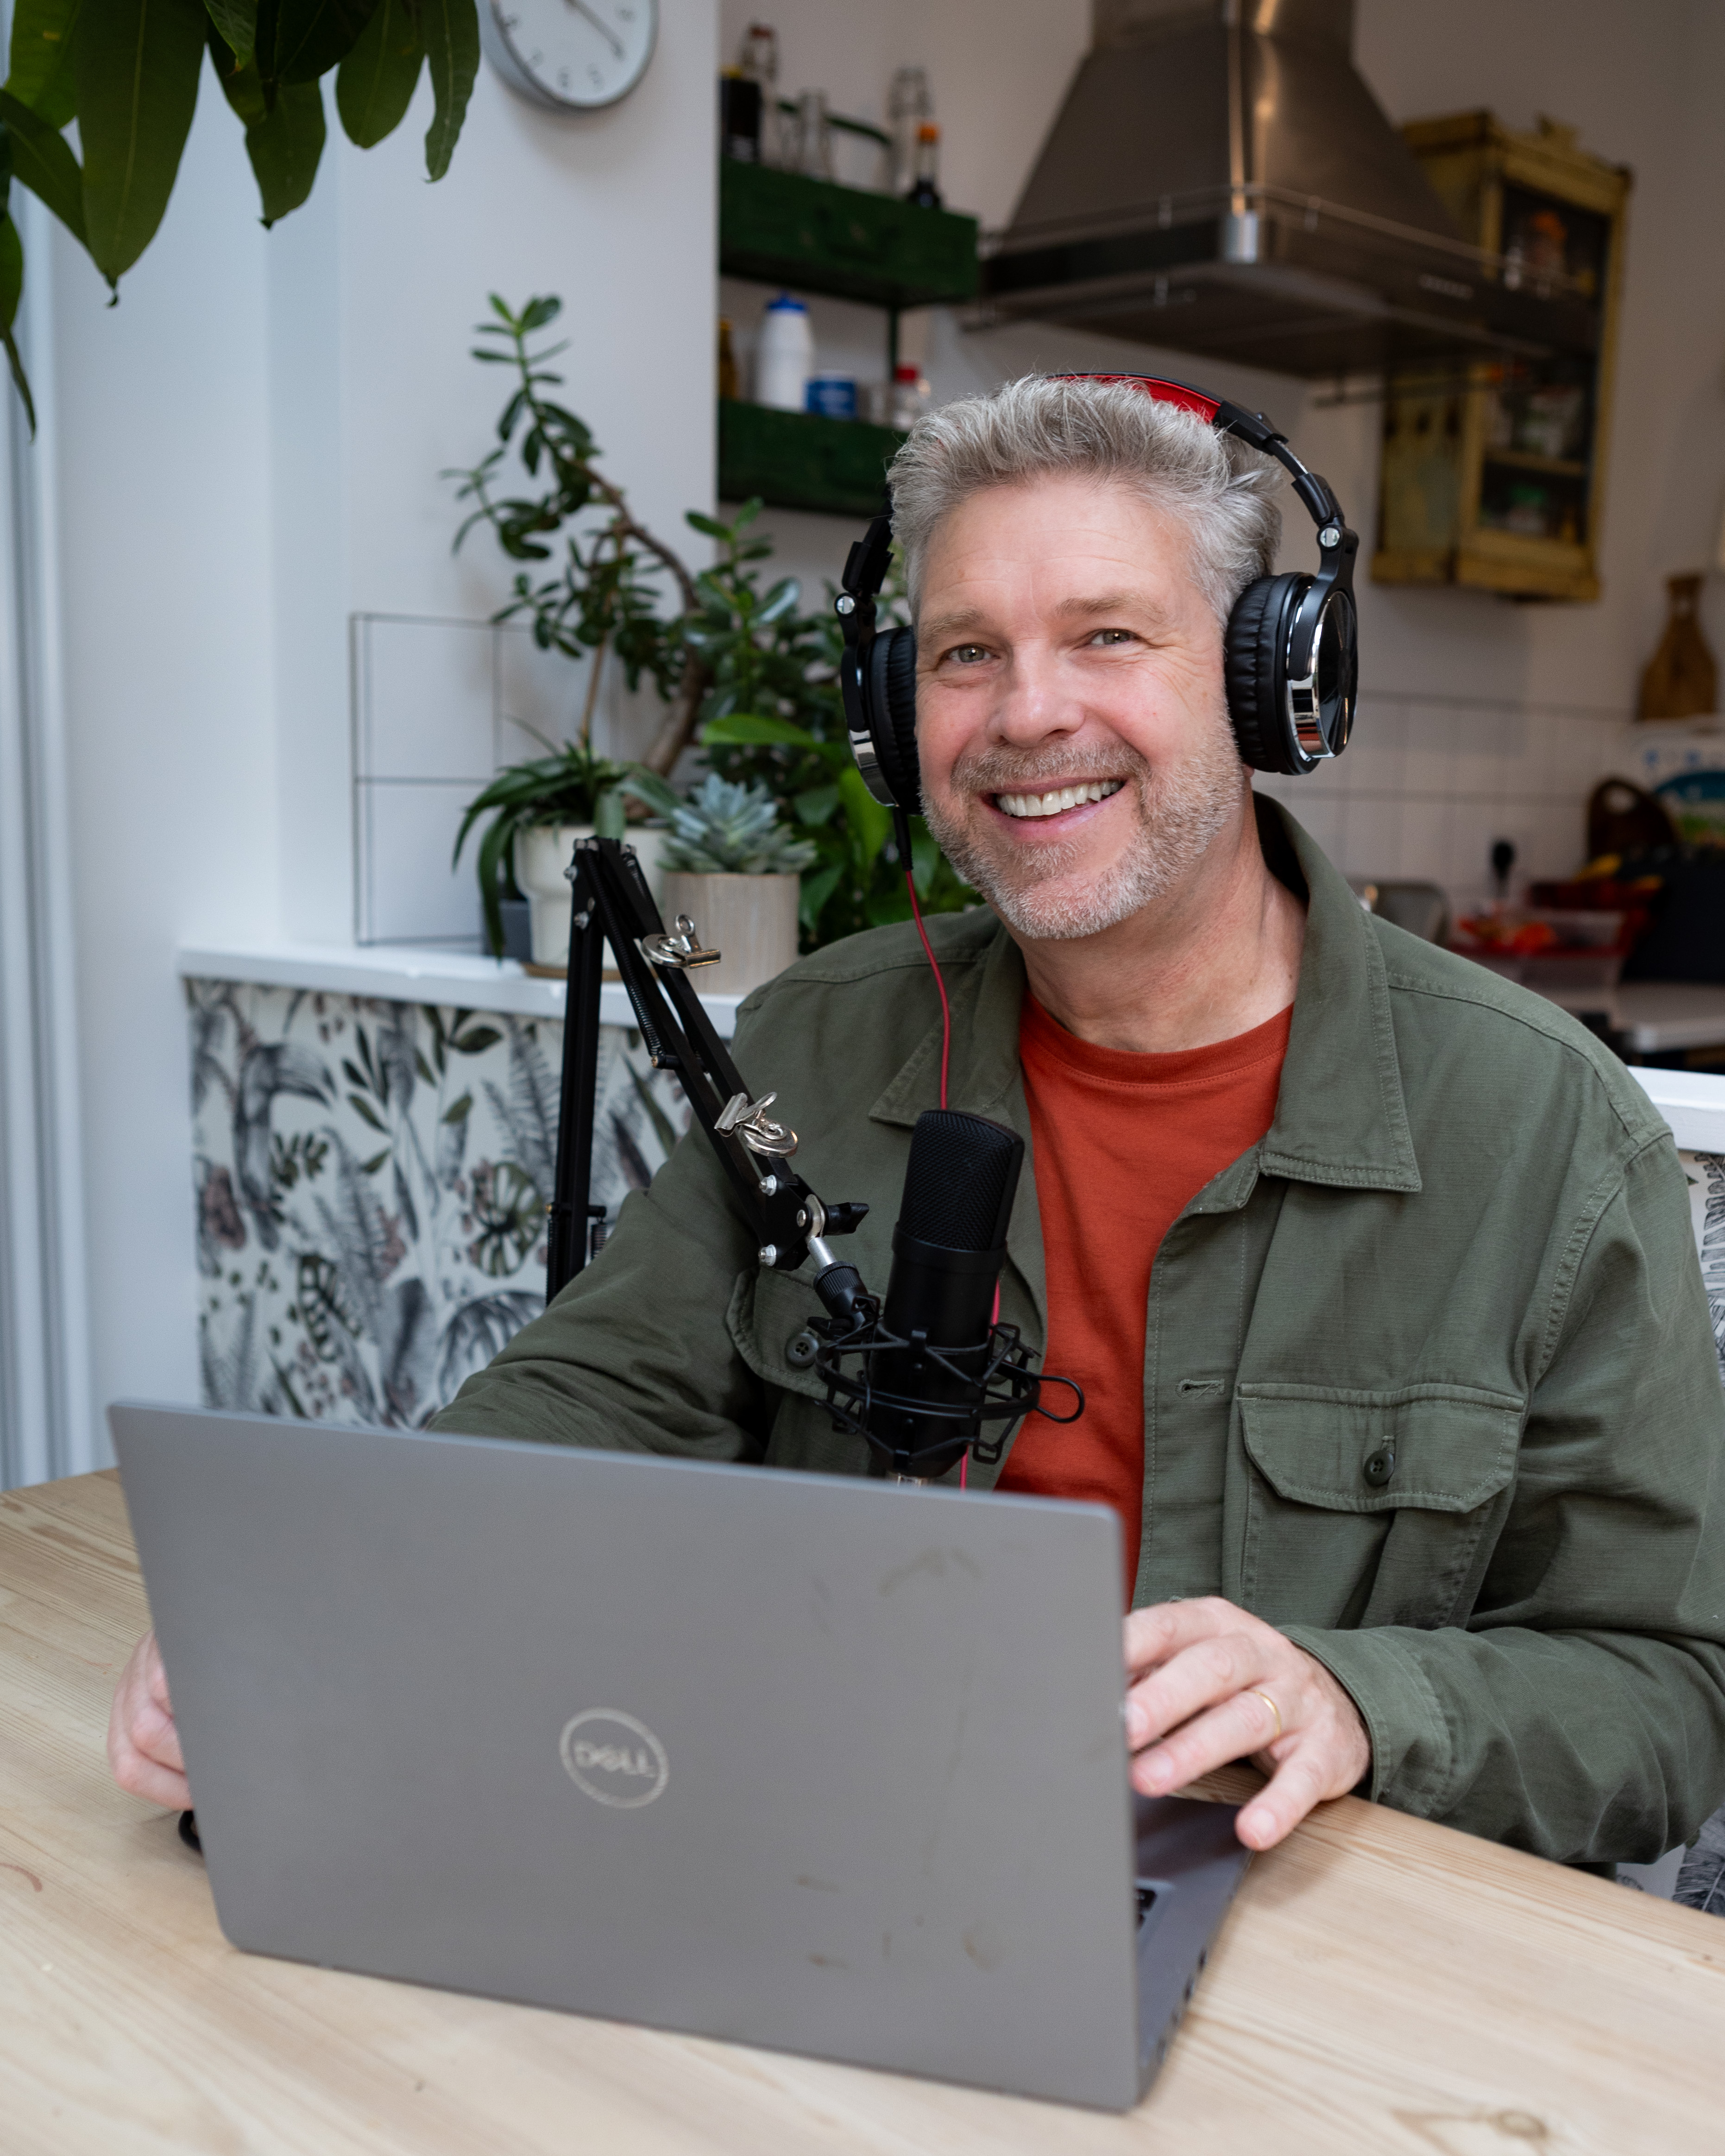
[4,1470,1723,2154]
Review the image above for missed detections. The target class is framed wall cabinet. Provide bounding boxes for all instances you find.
[1373,114,1631,603]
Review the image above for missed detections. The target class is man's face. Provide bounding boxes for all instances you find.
[914,475,1249,941]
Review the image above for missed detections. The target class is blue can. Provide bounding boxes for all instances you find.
[806,372,859,419]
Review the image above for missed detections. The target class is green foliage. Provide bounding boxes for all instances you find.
[449,295,977,955]
[335,0,419,147]
[76,0,209,283]
[6,0,82,125]
[453,736,631,959]
[625,770,817,878]
[0,0,480,425]
[210,31,327,226]
[447,295,693,727]
[0,85,86,241]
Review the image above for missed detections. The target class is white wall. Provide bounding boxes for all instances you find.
[39,1,718,1465]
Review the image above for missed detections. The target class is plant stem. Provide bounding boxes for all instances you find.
[578,635,607,748]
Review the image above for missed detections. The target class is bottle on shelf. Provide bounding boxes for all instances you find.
[718,69,762,162]
[756,294,813,413]
[789,88,833,180]
[888,66,932,197]
[889,363,931,432]
[739,23,781,168]
[906,123,942,209]
[717,318,739,402]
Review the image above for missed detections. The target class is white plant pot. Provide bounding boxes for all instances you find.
[513,823,669,970]
[659,872,801,997]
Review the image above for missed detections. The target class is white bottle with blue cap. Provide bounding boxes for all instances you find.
[756,293,814,412]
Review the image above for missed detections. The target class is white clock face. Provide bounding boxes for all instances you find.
[482,0,657,112]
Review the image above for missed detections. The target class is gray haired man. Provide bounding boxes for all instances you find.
[113,376,1725,1873]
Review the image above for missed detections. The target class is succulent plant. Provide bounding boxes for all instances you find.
[625,771,818,877]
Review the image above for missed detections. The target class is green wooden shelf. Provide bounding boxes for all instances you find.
[718,400,905,519]
[719,160,978,311]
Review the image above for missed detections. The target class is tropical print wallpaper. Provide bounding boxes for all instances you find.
[188,980,689,1427]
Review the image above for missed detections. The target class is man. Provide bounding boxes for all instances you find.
[113,377,1725,1870]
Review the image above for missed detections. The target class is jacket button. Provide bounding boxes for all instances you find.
[786,1329,821,1370]
[1364,1441,1396,1487]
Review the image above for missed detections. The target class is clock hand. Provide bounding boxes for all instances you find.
[562,0,623,58]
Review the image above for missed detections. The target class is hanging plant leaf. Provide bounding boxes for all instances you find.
[261,0,377,88]
[335,0,419,147]
[0,211,34,432]
[76,0,208,284]
[0,87,88,244]
[418,0,476,182]
[245,75,325,220]
[6,0,84,127]
[203,0,257,60]
[209,31,326,221]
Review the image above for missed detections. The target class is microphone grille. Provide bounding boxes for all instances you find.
[898,1110,1024,1252]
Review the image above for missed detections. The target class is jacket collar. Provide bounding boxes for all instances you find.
[868,794,1420,1196]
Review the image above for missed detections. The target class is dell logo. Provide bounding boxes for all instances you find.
[559,1710,669,1809]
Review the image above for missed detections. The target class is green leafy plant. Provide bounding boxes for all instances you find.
[453,735,630,959]
[624,770,817,878]
[448,293,976,952]
[0,0,482,427]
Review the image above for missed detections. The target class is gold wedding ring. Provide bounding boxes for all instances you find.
[1247,1688,1283,1741]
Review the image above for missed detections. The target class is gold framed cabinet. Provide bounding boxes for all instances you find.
[1373,115,1631,603]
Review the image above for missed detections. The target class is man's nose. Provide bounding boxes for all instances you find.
[989,643,1083,746]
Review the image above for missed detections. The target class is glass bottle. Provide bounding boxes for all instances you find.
[907,123,942,209]
[888,66,932,197]
[739,24,781,168]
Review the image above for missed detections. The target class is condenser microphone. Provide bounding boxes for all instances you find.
[869,1109,1025,1480]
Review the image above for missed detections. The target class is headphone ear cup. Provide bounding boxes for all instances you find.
[864,623,921,811]
[1225,572,1307,776]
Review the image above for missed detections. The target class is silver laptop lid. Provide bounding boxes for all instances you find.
[112,1403,1146,2107]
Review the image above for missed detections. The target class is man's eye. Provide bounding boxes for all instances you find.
[1088,628,1135,647]
[945,644,992,666]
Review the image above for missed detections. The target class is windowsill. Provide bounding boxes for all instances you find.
[175,941,746,1037]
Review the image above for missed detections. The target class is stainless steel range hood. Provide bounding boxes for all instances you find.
[980,0,1595,378]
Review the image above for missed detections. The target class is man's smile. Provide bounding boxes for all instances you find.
[991,779,1126,821]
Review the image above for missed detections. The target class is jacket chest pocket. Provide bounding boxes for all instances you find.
[1236,1383,1523,1630]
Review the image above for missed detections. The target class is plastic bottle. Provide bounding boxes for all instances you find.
[889,363,931,431]
[757,294,814,412]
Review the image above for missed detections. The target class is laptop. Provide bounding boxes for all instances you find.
[109,1402,1252,2112]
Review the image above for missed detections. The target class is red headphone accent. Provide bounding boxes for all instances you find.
[1048,373,1222,426]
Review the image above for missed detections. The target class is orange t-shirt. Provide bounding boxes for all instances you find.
[997,994,1293,1597]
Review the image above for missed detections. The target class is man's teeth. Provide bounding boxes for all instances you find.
[994,779,1124,819]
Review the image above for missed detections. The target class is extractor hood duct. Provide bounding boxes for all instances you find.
[981,0,1594,379]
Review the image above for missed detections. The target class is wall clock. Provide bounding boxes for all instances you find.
[480,0,658,112]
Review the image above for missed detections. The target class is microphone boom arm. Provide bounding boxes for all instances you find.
[546,836,867,1301]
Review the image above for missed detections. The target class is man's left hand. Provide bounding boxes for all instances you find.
[1124,1597,1371,1850]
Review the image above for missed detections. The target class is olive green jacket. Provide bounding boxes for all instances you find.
[437,802,1725,1867]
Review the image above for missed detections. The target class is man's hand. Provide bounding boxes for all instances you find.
[1124,1598,1370,1850]
[107,1631,190,1810]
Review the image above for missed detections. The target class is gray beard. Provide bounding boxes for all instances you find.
[920,710,1247,942]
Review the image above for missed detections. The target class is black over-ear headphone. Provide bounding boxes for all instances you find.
[834,373,1360,813]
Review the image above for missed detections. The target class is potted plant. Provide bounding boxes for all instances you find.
[453,737,636,968]
[623,772,816,996]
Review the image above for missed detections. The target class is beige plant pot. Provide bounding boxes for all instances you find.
[659,872,801,997]
[514,823,669,969]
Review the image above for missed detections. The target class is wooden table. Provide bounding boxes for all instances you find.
[5,1474,1724,2155]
